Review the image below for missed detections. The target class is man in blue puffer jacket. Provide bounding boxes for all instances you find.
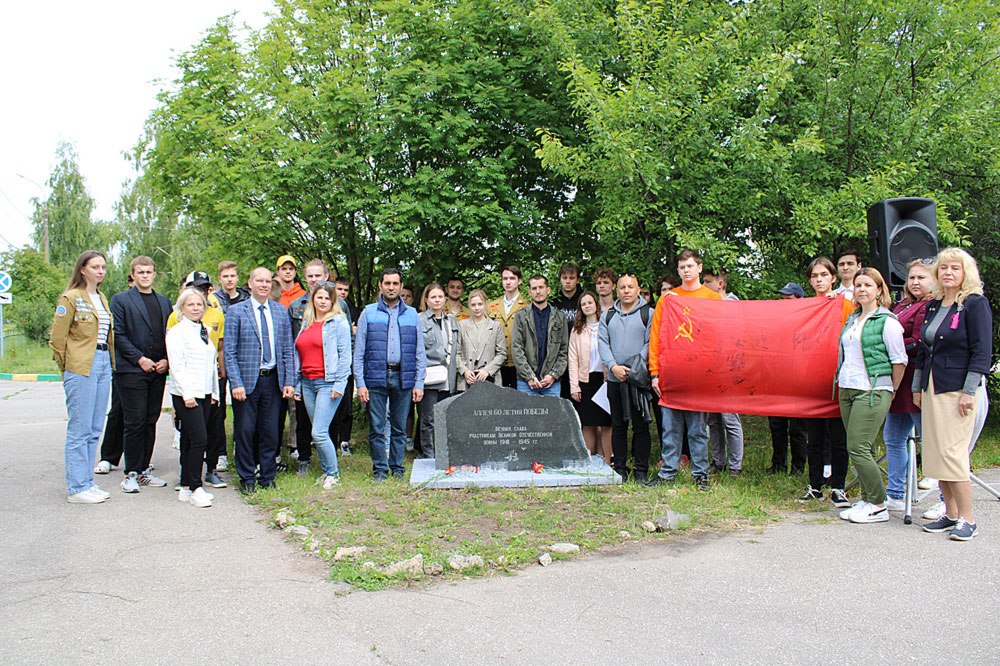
[353,269,427,482]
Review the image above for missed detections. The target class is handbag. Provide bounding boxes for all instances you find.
[425,364,449,386]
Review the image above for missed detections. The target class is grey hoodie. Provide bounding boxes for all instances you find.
[598,296,651,383]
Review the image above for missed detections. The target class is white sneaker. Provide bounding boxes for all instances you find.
[190,487,213,508]
[918,477,938,490]
[68,488,106,504]
[849,503,889,523]
[839,501,865,520]
[89,485,111,499]
[322,475,340,490]
[216,455,228,472]
[885,497,905,512]
[94,460,112,474]
[922,500,946,520]
[178,487,192,502]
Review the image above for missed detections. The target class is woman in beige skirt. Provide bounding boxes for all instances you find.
[912,248,993,541]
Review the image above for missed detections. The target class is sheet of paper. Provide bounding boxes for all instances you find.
[592,381,611,415]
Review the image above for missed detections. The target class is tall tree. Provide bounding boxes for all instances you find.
[535,0,1000,295]
[141,0,595,303]
[31,141,108,268]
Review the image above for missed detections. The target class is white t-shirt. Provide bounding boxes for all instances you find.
[839,313,906,391]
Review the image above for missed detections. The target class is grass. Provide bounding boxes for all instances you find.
[0,332,59,375]
[241,414,1000,591]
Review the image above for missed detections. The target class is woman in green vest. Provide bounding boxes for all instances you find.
[836,268,907,524]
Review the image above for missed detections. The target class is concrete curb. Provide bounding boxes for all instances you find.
[0,372,61,382]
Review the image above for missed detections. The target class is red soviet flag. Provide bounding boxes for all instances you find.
[655,297,844,418]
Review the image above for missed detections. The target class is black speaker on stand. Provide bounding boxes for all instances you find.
[866,198,939,298]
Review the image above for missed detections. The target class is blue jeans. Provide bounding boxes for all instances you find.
[300,377,342,477]
[882,411,921,500]
[367,369,412,476]
[63,350,112,494]
[658,407,710,481]
[516,379,560,397]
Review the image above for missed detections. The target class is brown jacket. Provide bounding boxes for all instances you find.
[49,289,116,375]
[488,293,529,367]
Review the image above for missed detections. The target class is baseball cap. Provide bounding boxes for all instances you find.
[184,270,212,288]
[276,255,297,268]
[776,282,805,298]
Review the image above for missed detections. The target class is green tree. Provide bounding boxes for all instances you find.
[535,0,1000,295]
[31,141,110,269]
[140,0,595,303]
[0,248,68,342]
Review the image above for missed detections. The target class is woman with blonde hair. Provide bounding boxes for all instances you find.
[294,282,351,488]
[166,287,219,507]
[914,248,992,540]
[835,268,907,523]
[456,289,507,391]
[50,250,115,504]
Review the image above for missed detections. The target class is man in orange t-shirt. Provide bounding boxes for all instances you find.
[274,255,307,308]
[647,249,720,488]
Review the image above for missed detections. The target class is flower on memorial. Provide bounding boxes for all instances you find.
[532,462,545,473]
[445,466,457,475]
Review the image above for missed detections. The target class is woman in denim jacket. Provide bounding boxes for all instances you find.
[293,283,352,488]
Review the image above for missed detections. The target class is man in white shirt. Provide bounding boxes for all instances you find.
[833,249,863,300]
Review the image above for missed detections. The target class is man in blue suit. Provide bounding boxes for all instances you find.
[223,267,296,493]
[111,256,172,493]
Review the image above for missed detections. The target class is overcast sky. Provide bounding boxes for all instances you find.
[0,0,275,251]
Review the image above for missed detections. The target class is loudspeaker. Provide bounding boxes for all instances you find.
[866,198,938,290]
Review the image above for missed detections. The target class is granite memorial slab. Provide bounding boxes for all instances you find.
[432,381,589,470]
[409,381,620,488]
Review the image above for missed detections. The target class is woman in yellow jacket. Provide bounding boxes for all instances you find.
[49,250,115,504]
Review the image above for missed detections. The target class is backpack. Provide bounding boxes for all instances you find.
[603,303,650,328]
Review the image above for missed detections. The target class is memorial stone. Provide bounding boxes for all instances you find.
[433,381,589,471]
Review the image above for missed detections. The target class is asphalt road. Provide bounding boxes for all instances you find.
[2,381,998,665]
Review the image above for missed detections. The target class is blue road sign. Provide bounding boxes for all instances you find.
[0,271,10,293]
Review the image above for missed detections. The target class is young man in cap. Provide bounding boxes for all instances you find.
[274,255,306,307]
[767,281,808,474]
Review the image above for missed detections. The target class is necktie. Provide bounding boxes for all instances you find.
[259,304,271,365]
[200,324,209,345]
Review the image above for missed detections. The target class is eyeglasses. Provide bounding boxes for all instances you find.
[919,257,936,265]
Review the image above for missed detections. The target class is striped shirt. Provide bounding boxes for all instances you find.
[92,295,111,344]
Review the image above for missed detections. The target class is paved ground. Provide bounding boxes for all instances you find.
[3,381,999,665]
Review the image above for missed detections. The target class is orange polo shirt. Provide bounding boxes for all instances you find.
[648,283,722,377]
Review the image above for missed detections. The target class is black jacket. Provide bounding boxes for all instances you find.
[914,294,992,394]
[110,287,172,373]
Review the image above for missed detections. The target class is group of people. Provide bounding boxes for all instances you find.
[49,245,993,540]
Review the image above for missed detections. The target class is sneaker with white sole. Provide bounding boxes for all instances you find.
[340,441,352,457]
[89,485,111,500]
[322,475,340,490]
[849,503,889,523]
[138,468,167,487]
[885,497,905,512]
[949,519,978,541]
[918,477,938,490]
[178,487,192,502]
[68,488,107,504]
[121,472,141,493]
[829,488,851,508]
[922,500,946,521]
[216,455,228,472]
[922,514,958,533]
[94,460,113,474]
[204,471,227,488]
[190,487,213,508]
[839,501,865,520]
